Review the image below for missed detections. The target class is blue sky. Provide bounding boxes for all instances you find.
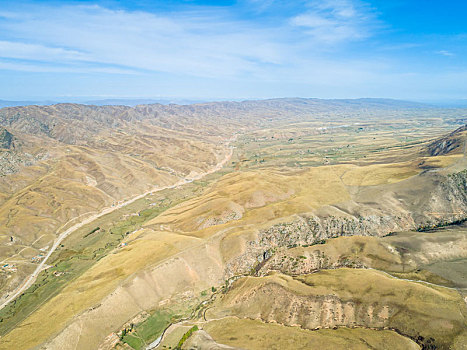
[0,0,466,101]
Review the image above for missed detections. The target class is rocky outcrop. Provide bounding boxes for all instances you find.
[0,127,15,149]
[226,170,467,277]
[225,213,411,276]
[0,150,47,176]
[417,169,467,229]
[425,124,466,156]
[220,282,393,329]
[260,249,366,276]
[208,272,466,350]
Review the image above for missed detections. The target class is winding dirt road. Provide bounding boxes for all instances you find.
[0,136,236,311]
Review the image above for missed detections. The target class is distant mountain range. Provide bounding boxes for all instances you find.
[1,96,466,350]
[0,98,204,108]
[0,100,57,108]
[0,97,445,109]
[0,98,442,146]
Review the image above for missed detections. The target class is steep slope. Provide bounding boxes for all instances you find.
[0,127,15,149]
[205,270,466,349]
[0,103,236,302]
[0,103,465,350]
[1,100,455,302]
[424,124,467,156]
[185,318,420,350]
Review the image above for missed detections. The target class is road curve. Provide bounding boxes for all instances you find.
[0,136,236,311]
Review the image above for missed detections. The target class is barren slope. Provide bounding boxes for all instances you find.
[0,102,465,350]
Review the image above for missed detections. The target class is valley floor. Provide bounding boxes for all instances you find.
[0,105,466,350]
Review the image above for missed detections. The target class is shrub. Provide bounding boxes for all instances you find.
[175,325,199,350]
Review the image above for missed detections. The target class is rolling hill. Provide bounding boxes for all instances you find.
[0,99,465,350]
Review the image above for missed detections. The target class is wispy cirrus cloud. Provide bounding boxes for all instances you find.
[0,4,285,77]
[437,50,455,57]
[0,1,379,77]
[0,41,90,63]
[0,1,465,100]
[290,0,378,43]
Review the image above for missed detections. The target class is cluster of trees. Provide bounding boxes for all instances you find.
[175,325,199,350]
[119,323,134,340]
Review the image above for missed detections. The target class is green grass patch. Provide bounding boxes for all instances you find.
[175,325,199,350]
[135,310,173,345]
[122,334,145,349]
[0,177,216,337]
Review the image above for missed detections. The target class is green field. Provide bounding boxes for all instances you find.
[0,170,228,337]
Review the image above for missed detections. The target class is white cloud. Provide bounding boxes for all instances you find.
[0,5,286,77]
[437,50,454,57]
[291,0,377,42]
[3,1,462,100]
[0,41,90,62]
[0,2,381,77]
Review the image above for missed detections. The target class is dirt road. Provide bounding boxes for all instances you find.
[0,136,236,311]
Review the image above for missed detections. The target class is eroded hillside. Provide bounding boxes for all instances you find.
[0,99,466,350]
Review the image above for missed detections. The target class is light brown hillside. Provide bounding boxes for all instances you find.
[206,270,467,349]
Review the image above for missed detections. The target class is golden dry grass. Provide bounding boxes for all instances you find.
[202,317,420,350]
[1,115,464,349]
[145,166,351,234]
[0,230,199,350]
[144,153,460,248]
[207,270,466,349]
[0,118,228,298]
[3,151,463,349]
[340,155,461,186]
[265,226,467,278]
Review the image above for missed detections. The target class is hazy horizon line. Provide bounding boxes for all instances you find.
[1,96,467,109]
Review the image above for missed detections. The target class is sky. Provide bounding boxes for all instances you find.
[0,0,466,101]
